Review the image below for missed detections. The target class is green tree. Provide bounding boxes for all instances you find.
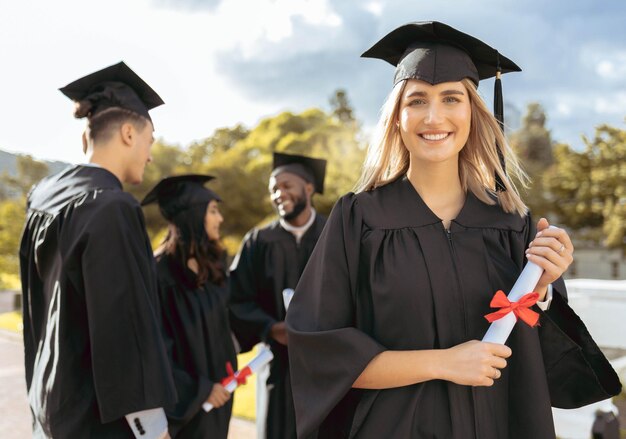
[544,123,626,248]
[1,155,49,198]
[0,198,25,289]
[0,178,8,201]
[510,103,554,219]
[185,124,249,166]
[126,140,190,238]
[330,89,355,124]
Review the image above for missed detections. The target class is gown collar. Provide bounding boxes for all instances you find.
[366,176,526,232]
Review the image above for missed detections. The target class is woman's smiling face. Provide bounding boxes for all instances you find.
[398,79,471,168]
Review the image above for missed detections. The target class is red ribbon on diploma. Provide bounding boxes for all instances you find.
[484,290,540,327]
[221,362,253,387]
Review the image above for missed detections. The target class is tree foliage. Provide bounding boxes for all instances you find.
[125,140,190,237]
[0,198,25,289]
[330,89,355,124]
[544,124,626,248]
[509,103,554,220]
[1,155,49,199]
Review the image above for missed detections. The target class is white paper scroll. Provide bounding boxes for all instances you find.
[481,225,560,344]
[282,288,295,311]
[202,346,274,412]
[481,260,544,344]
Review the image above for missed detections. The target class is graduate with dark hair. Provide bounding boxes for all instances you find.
[286,22,622,439]
[19,62,176,438]
[142,174,237,438]
[229,152,327,439]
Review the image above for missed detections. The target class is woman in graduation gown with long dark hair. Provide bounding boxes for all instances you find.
[142,175,237,438]
[286,22,622,439]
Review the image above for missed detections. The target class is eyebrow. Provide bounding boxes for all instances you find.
[405,89,465,98]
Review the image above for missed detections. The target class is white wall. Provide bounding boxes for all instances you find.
[565,279,626,350]
[567,248,626,280]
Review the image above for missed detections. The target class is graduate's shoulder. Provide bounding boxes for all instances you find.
[244,220,284,243]
[27,164,120,214]
[312,210,327,230]
[155,253,182,289]
[352,177,406,209]
[454,191,528,232]
[85,189,142,217]
[69,189,146,237]
[346,177,426,228]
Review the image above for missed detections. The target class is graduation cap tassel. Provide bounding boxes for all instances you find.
[494,53,507,192]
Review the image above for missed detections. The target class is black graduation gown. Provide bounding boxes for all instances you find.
[286,177,621,439]
[156,254,237,438]
[229,215,327,439]
[19,165,177,438]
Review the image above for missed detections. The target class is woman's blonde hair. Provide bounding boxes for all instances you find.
[354,78,529,216]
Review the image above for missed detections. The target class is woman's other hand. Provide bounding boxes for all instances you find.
[206,383,231,408]
[525,218,574,300]
[441,340,512,386]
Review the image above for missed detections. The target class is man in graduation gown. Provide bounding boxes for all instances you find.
[19,62,176,438]
[229,152,327,439]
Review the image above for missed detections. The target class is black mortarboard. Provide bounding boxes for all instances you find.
[361,21,520,86]
[141,174,220,221]
[271,152,327,195]
[362,21,522,191]
[59,61,164,122]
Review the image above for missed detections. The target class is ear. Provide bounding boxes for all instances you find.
[120,122,135,147]
[304,182,315,198]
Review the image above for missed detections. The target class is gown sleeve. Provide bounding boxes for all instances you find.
[229,230,278,352]
[81,195,176,423]
[158,281,214,427]
[286,194,386,439]
[520,215,623,407]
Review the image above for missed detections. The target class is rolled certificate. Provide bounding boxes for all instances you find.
[282,288,295,311]
[202,347,274,412]
[481,262,544,345]
[481,225,560,344]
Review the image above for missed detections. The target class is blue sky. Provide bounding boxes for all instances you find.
[1,0,624,164]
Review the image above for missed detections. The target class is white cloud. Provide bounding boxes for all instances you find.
[556,103,572,116]
[596,57,626,80]
[580,45,626,81]
[210,0,342,57]
[594,92,626,115]
[364,1,383,16]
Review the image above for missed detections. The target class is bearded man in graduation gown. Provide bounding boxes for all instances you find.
[19,62,176,439]
[229,152,327,439]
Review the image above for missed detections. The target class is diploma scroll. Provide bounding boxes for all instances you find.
[481,225,560,344]
[481,260,543,344]
[282,288,295,311]
[202,347,274,412]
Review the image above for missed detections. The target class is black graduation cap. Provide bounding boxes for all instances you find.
[362,21,522,191]
[271,152,327,195]
[361,21,520,86]
[141,174,220,221]
[59,61,164,122]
